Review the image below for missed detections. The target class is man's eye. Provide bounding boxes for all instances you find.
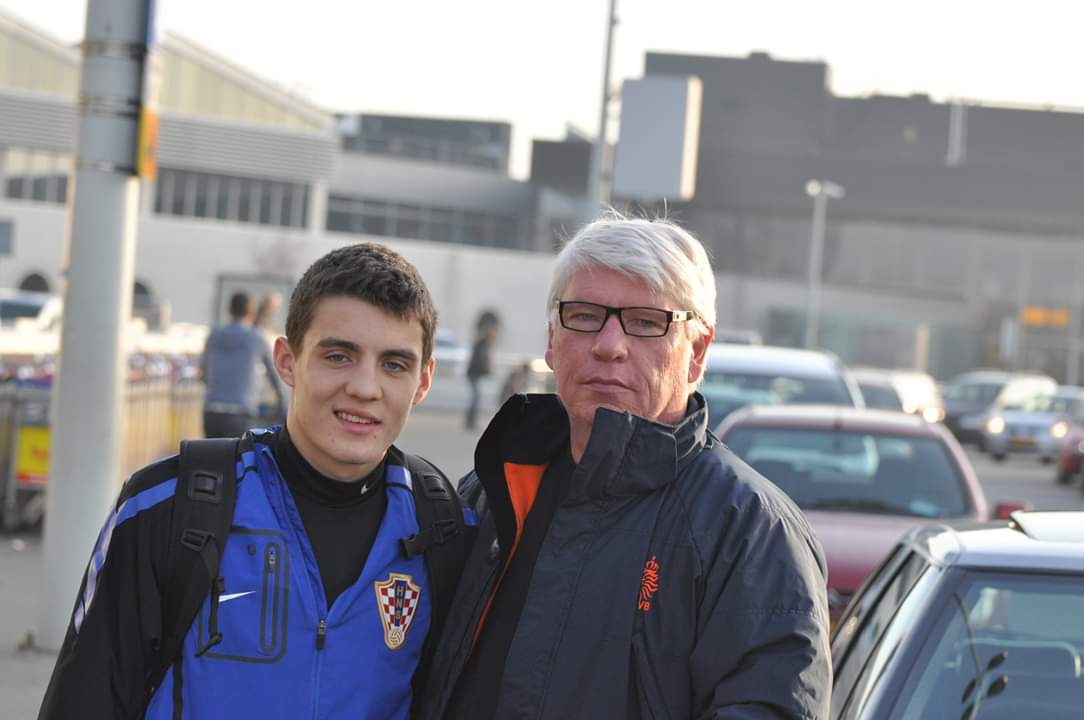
[571,311,602,323]
[384,360,408,372]
[326,353,349,364]
[628,315,663,329]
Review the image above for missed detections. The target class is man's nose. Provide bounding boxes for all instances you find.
[345,362,381,399]
[591,314,629,361]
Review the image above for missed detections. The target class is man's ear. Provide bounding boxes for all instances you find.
[544,323,555,371]
[688,326,715,385]
[273,336,297,388]
[412,357,435,406]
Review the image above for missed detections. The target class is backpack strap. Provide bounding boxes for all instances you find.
[400,454,475,694]
[145,437,239,703]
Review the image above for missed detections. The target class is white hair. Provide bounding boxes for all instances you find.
[547,212,717,339]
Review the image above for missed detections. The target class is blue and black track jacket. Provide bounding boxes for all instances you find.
[39,429,467,719]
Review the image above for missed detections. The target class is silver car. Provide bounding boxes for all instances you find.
[830,512,1084,719]
[982,385,1084,463]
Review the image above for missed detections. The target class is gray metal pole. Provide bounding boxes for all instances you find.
[38,0,148,651]
[804,191,828,349]
[586,0,617,218]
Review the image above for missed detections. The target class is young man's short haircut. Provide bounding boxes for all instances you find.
[228,291,251,320]
[286,243,438,361]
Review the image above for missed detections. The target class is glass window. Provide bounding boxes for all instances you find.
[860,382,904,411]
[170,170,189,216]
[237,178,256,223]
[722,428,970,518]
[831,552,932,714]
[889,571,1084,720]
[258,182,275,225]
[193,173,211,218]
[394,203,424,239]
[326,209,353,233]
[701,370,853,421]
[845,560,942,719]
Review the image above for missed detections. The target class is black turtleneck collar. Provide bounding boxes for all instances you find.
[272,425,385,507]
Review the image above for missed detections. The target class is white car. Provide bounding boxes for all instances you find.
[432,327,468,379]
[701,343,864,425]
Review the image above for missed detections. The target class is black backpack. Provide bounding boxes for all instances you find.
[143,437,472,703]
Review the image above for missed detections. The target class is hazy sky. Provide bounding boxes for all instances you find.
[4,0,1084,177]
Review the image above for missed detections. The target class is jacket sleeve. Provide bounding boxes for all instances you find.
[38,474,172,720]
[690,490,832,720]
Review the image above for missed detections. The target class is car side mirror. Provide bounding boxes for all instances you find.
[994,500,1033,520]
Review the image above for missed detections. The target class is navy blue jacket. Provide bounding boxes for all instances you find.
[417,393,832,719]
[39,429,453,719]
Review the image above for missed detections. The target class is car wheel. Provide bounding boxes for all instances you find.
[1040,455,1054,465]
[992,452,1007,462]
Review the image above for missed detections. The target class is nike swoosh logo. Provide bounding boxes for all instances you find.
[219,591,256,603]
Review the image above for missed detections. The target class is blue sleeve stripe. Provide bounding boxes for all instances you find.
[463,507,479,527]
[74,478,177,634]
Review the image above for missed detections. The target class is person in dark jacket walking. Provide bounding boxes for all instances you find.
[464,310,499,429]
[200,291,284,438]
[39,243,474,720]
[417,213,832,719]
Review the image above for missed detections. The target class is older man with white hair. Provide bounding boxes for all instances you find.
[418,214,831,719]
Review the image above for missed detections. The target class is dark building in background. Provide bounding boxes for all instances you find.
[337,113,512,173]
[613,50,1084,381]
[529,130,593,198]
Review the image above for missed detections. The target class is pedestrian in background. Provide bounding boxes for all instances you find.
[200,291,283,438]
[464,309,499,429]
[419,213,831,719]
[254,291,289,425]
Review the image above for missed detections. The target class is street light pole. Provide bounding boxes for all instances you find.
[804,179,844,349]
[585,0,618,219]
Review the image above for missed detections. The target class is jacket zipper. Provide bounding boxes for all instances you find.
[316,619,327,650]
[260,544,280,654]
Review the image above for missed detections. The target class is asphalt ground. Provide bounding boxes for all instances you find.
[2,409,1081,718]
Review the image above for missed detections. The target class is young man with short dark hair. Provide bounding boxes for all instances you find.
[39,243,473,720]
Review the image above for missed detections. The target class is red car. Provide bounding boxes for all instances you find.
[715,405,1026,622]
[1055,420,1084,486]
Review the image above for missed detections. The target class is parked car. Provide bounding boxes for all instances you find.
[830,512,1084,719]
[942,370,1056,445]
[432,327,468,379]
[700,343,863,425]
[0,289,61,330]
[1054,411,1084,486]
[983,385,1084,463]
[712,327,763,345]
[851,367,945,423]
[716,405,1025,622]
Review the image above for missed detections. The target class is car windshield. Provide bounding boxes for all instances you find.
[722,427,970,518]
[859,382,904,411]
[701,371,852,423]
[944,382,1004,404]
[892,572,1084,720]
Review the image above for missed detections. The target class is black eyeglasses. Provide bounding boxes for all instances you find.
[557,301,695,338]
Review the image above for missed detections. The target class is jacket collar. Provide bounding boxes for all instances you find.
[475,392,710,507]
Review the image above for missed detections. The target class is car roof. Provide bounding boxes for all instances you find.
[717,404,939,437]
[906,512,1084,573]
[705,343,844,377]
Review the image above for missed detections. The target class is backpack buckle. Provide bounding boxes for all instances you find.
[180,528,213,552]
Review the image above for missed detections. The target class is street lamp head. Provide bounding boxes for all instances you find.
[806,179,845,200]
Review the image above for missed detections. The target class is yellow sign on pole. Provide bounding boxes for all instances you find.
[15,425,50,488]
